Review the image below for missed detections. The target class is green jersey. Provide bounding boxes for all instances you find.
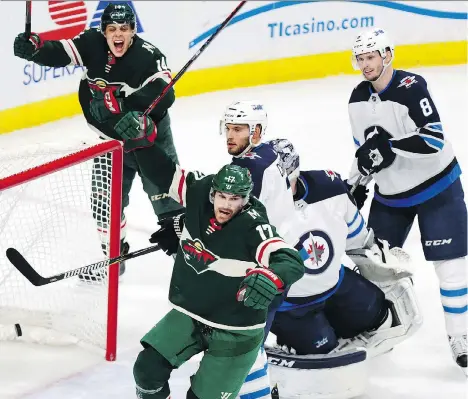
[135,147,305,330]
[29,28,174,139]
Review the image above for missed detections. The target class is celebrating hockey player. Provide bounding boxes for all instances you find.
[346,27,467,374]
[117,131,304,397]
[13,3,184,277]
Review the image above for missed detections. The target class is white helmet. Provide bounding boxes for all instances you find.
[351,28,395,73]
[220,101,268,138]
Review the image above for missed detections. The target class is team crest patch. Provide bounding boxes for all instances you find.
[181,238,218,273]
[240,152,261,160]
[294,230,334,275]
[398,76,417,89]
[324,170,337,181]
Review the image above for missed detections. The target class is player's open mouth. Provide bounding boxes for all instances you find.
[219,209,231,216]
[114,40,124,51]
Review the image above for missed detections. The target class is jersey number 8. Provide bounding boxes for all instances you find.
[420,98,433,117]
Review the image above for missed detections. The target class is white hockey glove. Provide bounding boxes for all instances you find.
[346,229,413,283]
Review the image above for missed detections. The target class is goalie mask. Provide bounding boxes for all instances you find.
[268,138,300,183]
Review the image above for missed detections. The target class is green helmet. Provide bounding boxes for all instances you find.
[212,164,253,199]
[101,3,136,32]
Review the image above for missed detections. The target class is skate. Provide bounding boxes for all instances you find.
[448,335,467,376]
[79,239,129,282]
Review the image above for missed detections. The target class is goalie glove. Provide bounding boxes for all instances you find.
[346,229,413,283]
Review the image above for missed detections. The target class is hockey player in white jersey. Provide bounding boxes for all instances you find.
[219,101,296,399]
[260,139,421,398]
[346,27,467,374]
[222,100,296,233]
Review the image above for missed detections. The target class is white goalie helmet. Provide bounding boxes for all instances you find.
[268,138,300,183]
[351,28,395,71]
[220,101,268,138]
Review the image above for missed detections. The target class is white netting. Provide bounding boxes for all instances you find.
[0,141,121,358]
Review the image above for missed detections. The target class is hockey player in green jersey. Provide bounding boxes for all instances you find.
[13,3,184,276]
[118,134,304,397]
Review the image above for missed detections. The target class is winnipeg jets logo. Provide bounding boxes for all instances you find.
[240,152,261,160]
[324,170,337,181]
[369,148,383,167]
[398,76,417,89]
[294,230,334,275]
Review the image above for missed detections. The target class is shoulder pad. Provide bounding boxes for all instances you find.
[232,144,280,198]
[298,170,348,204]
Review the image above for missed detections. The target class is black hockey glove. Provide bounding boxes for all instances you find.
[114,111,157,152]
[90,88,126,123]
[149,214,185,256]
[14,32,42,61]
[355,126,396,176]
[344,180,369,210]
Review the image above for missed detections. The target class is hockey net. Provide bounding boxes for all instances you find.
[0,140,123,361]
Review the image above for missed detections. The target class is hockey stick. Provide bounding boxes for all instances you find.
[350,172,374,194]
[142,1,246,117]
[25,1,32,38]
[350,175,364,194]
[6,244,161,287]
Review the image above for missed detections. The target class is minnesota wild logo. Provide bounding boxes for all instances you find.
[181,238,218,273]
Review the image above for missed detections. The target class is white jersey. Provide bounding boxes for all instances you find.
[231,143,295,234]
[348,69,461,207]
[278,170,369,309]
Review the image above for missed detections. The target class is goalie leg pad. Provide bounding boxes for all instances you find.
[134,345,174,398]
[337,277,422,358]
[265,346,368,399]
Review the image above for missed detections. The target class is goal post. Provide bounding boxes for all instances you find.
[0,139,123,361]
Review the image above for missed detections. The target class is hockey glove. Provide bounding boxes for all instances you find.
[355,126,396,176]
[14,32,42,61]
[237,268,284,310]
[114,111,157,152]
[90,89,126,123]
[344,180,369,210]
[149,214,185,256]
[347,229,413,282]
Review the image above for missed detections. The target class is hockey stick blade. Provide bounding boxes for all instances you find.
[6,248,46,286]
[6,244,161,286]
